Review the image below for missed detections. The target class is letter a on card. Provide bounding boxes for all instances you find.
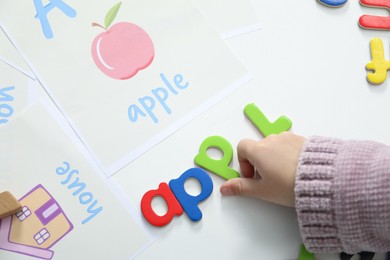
[34,0,76,39]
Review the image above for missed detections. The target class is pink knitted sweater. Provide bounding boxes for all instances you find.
[295,136,390,254]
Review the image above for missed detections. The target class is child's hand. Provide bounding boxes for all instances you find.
[220,132,305,207]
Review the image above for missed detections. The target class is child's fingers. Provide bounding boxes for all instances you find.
[220,177,268,199]
[237,139,260,178]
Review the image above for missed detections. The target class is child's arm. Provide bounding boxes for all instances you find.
[220,132,390,254]
[296,135,390,254]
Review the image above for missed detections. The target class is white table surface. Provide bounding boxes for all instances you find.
[113,1,390,259]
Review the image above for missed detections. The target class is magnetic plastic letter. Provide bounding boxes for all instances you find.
[298,244,314,260]
[366,38,390,85]
[169,168,213,221]
[194,136,239,180]
[244,103,292,137]
[359,0,390,30]
[141,182,183,227]
[317,0,348,7]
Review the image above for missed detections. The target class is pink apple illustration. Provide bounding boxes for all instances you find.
[91,2,155,80]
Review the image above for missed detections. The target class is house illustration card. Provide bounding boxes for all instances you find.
[0,100,153,259]
[0,0,251,177]
[0,185,73,260]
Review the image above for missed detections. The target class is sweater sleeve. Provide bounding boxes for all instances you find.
[295,136,390,254]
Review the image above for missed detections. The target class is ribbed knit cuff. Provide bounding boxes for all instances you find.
[295,136,343,253]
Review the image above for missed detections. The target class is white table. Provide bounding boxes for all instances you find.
[114,1,390,259]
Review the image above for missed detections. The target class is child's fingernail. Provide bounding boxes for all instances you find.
[220,187,233,196]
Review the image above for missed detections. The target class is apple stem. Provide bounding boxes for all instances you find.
[91,22,107,31]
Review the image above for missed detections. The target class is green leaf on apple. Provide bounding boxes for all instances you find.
[105,2,122,29]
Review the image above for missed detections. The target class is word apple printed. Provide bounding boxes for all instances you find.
[0,0,251,176]
[91,2,155,80]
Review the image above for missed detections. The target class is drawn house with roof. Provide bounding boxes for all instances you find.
[0,184,73,259]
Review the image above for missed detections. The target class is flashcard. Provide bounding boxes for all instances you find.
[0,0,252,177]
[0,61,42,126]
[0,25,44,124]
[0,26,35,79]
[193,0,262,39]
[0,100,152,259]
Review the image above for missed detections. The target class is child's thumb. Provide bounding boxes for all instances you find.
[220,178,262,198]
